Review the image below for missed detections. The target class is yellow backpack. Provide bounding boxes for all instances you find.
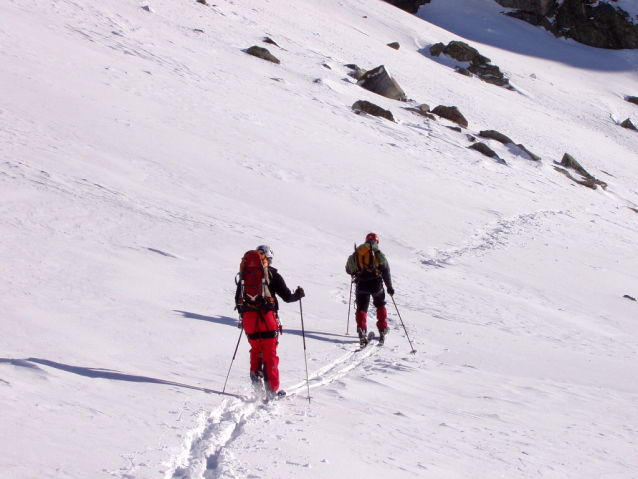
[354,242,379,275]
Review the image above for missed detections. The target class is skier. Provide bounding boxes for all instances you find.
[345,233,394,348]
[235,245,304,398]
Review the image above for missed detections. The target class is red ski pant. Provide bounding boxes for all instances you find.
[242,310,280,392]
[355,289,388,332]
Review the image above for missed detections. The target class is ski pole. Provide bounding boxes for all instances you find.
[390,294,417,354]
[299,297,311,404]
[346,277,354,335]
[222,328,244,394]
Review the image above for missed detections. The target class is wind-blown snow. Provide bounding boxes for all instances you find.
[1,0,637,477]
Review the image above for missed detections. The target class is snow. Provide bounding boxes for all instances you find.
[1,0,637,477]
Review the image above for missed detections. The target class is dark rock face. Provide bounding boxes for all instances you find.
[621,118,638,130]
[479,130,514,144]
[245,46,280,64]
[383,0,431,14]
[432,105,468,127]
[430,41,510,87]
[352,101,395,122]
[387,42,401,50]
[469,142,499,158]
[497,0,638,49]
[627,96,638,105]
[358,65,407,101]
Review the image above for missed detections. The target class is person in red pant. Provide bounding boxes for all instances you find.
[345,233,394,348]
[236,245,304,398]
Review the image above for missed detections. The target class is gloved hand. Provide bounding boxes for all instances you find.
[295,286,305,299]
[237,315,243,329]
[387,286,395,296]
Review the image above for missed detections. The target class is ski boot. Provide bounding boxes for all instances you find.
[358,327,369,348]
[378,328,389,345]
[250,370,264,394]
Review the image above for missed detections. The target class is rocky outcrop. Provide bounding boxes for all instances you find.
[387,42,401,50]
[404,104,436,120]
[383,0,430,14]
[429,41,510,87]
[245,46,280,64]
[358,65,407,101]
[432,105,468,127]
[554,153,607,190]
[497,0,638,49]
[620,118,638,131]
[352,100,395,122]
[345,64,367,80]
[627,96,638,105]
[479,130,514,144]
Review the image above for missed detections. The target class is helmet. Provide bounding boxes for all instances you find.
[256,245,274,259]
[365,233,379,244]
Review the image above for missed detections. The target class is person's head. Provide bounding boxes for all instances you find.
[365,232,379,245]
[256,245,274,265]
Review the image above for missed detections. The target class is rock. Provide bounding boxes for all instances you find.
[469,142,499,159]
[387,42,401,50]
[142,5,152,11]
[196,0,206,4]
[403,107,436,120]
[624,294,637,301]
[419,104,430,112]
[627,96,638,105]
[246,46,280,64]
[479,130,513,144]
[447,126,463,133]
[467,135,477,142]
[358,65,407,101]
[432,105,468,127]
[557,153,607,189]
[499,0,638,50]
[431,41,510,87]
[322,63,332,70]
[352,100,395,122]
[516,144,541,162]
[263,37,280,47]
[345,64,367,80]
[429,42,445,57]
[383,0,431,14]
[620,118,638,131]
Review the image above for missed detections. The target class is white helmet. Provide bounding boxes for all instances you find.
[256,245,274,259]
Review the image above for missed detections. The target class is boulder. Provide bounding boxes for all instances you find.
[627,96,638,105]
[246,46,280,64]
[469,142,499,158]
[557,153,607,189]
[358,65,407,101]
[432,105,468,127]
[430,41,510,87]
[352,100,395,122]
[515,144,542,162]
[387,42,401,50]
[263,37,280,47]
[479,130,513,144]
[620,118,638,131]
[345,64,367,80]
[383,0,431,14]
[403,107,436,120]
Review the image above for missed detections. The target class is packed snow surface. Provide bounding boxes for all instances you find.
[1,0,637,477]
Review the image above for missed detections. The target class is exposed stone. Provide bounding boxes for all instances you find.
[403,107,436,120]
[196,0,206,4]
[432,105,468,127]
[467,135,477,142]
[383,0,431,14]
[246,46,280,64]
[352,100,395,122]
[620,118,638,131]
[469,142,499,158]
[516,144,542,161]
[627,96,638,105]
[430,41,510,87]
[419,104,430,112]
[447,126,463,133]
[263,37,280,47]
[429,42,445,57]
[358,65,407,101]
[479,130,514,144]
[624,294,637,301]
[387,42,401,50]
[345,64,367,80]
[500,0,638,50]
[557,153,607,189]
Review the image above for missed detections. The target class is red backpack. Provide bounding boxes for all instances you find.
[236,250,275,311]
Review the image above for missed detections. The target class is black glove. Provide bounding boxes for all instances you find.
[387,286,395,296]
[295,286,305,299]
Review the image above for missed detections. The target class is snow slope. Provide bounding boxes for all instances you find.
[1,0,637,477]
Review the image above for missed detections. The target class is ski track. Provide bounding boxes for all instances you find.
[162,343,380,479]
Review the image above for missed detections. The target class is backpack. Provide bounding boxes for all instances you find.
[348,242,380,276]
[236,250,275,311]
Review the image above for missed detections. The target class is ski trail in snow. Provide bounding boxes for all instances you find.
[164,343,380,478]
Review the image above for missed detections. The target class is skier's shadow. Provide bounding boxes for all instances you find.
[0,358,241,398]
[175,311,355,345]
